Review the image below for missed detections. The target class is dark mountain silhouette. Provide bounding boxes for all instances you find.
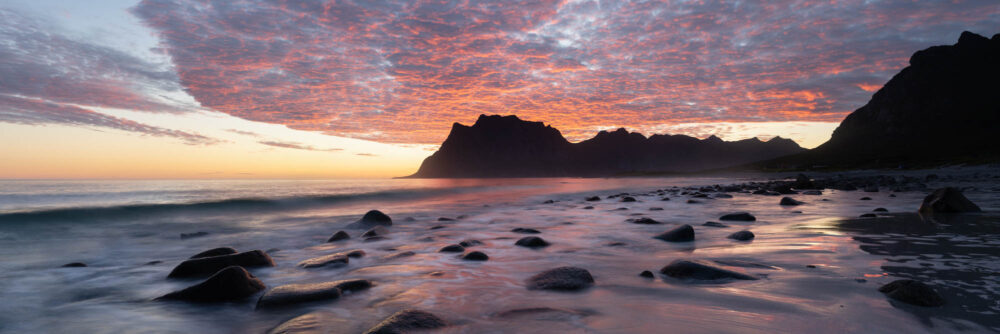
[406,115,804,178]
[767,31,1000,169]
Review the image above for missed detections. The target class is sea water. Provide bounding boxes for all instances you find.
[0,172,997,333]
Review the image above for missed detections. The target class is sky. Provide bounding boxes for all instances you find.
[0,0,997,178]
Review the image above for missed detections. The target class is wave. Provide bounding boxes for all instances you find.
[0,187,463,223]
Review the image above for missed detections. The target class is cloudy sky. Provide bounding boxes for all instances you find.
[1,0,997,178]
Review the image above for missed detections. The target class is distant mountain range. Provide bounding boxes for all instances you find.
[406,31,999,178]
[405,115,804,177]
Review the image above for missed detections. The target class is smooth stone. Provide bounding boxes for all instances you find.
[266,311,352,334]
[639,270,654,278]
[515,236,550,248]
[727,230,755,241]
[525,267,594,291]
[702,221,729,228]
[438,244,465,253]
[659,260,756,281]
[653,224,694,242]
[462,251,489,261]
[256,279,372,309]
[719,212,756,221]
[180,231,209,239]
[61,262,87,267]
[860,197,872,200]
[190,247,238,259]
[157,266,265,302]
[346,210,392,229]
[511,228,541,234]
[363,309,447,334]
[878,279,945,306]
[628,217,662,225]
[298,252,351,269]
[873,208,889,212]
[779,197,803,206]
[327,231,350,242]
[859,213,877,218]
[621,196,637,202]
[168,250,275,278]
[918,187,982,213]
[583,206,594,209]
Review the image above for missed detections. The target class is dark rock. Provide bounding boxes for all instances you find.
[873,208,889,212]
[779,197,803,206]
[719,212,756,221]
[878,279,945,307]
[543,199,555,204]
[462,251,489,261]
[364,236,388,242]
[585,196,601,201]
[802,190,823,195]
[653,224,694,242]
[438,217,455,221]
[347,210,392,229]
[511,227,541,234]
[327,231,350,242]
[918,187,982,213]
[525,267,594,291]
[659,260,756,281]
[168,250,275,278]
[727,230,755,241]
[686,199,700,204]
[649,207,664,211]
[61,262,87,268]
[345,250,366,258]
[639,270,654,278]
[794,173,817,189]
[661,197,671,201]
[362,226,389,238]
[702,221,728,228]
[515,236,550,248]
[364,310,447,334]
[628,217,662,225]
[438,244,465,253]
[459,239,483,247]
[190,247,238,259]
[298,252,351,269]
[621,196,637,202]
[860,197,872,200]
[713,193,733,198]
[429,225,446,230]
[180,231,209,239]
[257,280,357,309]
[157,266,265,302]
[583,206,594,209]
[859,213,877,218]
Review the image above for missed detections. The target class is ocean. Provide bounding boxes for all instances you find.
[0,173,997,333]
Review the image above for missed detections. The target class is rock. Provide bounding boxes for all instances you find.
[327,231,350,242]
[511,227,541,234]
[794,173,817,189]
[779,197,803,206]
[918,187,982,213]
[702,221,728,228]
[889,194,897,197]
[344,250,366,258]
[346,210,392,229]
[298,252,351,269]
[583,206,594,209]
[543,199,555,204]
[190,247,238,259]
[267,311,352,334]
[719,212,756,221]
[428,225,446,230]
[727,230,755,241]
[459,239,483,247]
[180,231,209,239]
[363,309,447,334]
[515,236,550,248]
[878,279,945,307]
[873,208,889,212]
[639,270,654,278]
[168,250,275,278]
[438,244,465,253]
[686,199,700,204]
[462,251,489,261]
[362,226,389,238]
[660,197,671,201]
[382,251,415,261]
[157,266,265,302]
[860,197,872,200]
[859,213,877,218]
[364,236,388,242]
[61,262,87,267]
[621,196,637,202]
[525,267,594,291]
[653,224,694,242]
[585,196,601,201]
[714,193,733,198]
[628,217,662,225]
[802,190,823,195]
[256,279,372,309]
[649,207,664,211]
[437,217,455,221]
[659,260,756,281]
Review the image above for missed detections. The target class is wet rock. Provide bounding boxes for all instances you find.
[686,199,700,204]
[157,266,265,302]
[727,230,755,241]
[653,224,694,242]
[583,206,594,210]
[362,226,389,238]
[61,262,87,268]
[719,212,756,221]
[779,197,803,206]
[543,199,555,204]
[794,173,817,189]
[918,187,982,213]
[364,309,447,334]
[660,197,671,201]
[878,279,945,307]
[438,244,465,253]
[802,190,823,195]
[859,213,877,218]
[873,208,889,212]
[190,247,239,259]
[344,250,366,258]
[346,210,392,229]
[702,221,728,228]
[459,239,482,247]
[266,311,351,334]
[168,250,275,278]
[639,270,654,278]
[649,207,664,211]
[585,196,601,201]
[437,217,455,221]
[659,260,756,281]
[860,197,872,200]
[256,279,372,309]
[511,227,541,234]
[714,193,733,199]
[180,231,209,239]
[628,217,662,225]
[462,251,489,261]
[515,236,550,248]
[327,231,350,242]
[525,267,594,291]
[382,251,415,261]
[621,196,637,202]
[298,253,350,269]
[428,225,446,230]
[364,236,388,242]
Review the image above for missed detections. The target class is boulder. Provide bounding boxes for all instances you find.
[327,231,350,242]
[653,224,694,242]
[639,270,654,278]
[878,279,945,306]
[515,236,550,248]
[918,188,982,213]
[346,210,392,229]
[525,267,594,291]
[189,247,238,259]
[727,230,755,241]
[168,250,274,278]
[298,252,351,269]
[157,266,265,302]
[256,279,372,309]
[779,197,803,206]
[659,260,756,281]
[462,251,489,261]
[719,212,756,221]
[363,309,447,334]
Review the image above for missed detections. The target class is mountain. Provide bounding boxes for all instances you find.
[406,115,805,178]
[769,31,1000,169]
